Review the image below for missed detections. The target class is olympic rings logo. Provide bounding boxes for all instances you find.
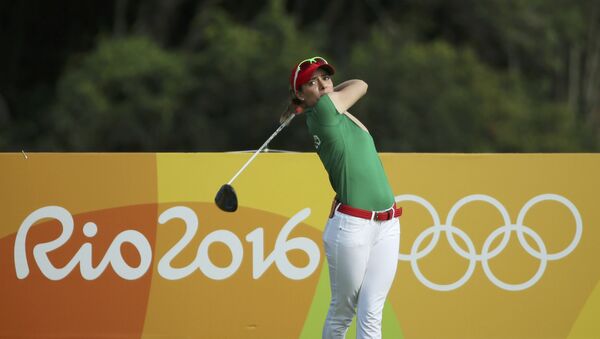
[395,194,583,291]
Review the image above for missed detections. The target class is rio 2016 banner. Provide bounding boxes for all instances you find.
[0,153,599,339]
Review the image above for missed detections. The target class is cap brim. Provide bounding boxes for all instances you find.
[318,64,335,75]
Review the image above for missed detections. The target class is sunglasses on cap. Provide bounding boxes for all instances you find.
[291,56,335,95]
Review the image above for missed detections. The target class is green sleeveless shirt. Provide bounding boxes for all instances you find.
[305,94,394,211]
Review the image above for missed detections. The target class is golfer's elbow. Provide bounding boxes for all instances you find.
[357,80,368,96]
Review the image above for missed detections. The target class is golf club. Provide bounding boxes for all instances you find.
[215,113,296,212]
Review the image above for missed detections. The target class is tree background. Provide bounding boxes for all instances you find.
[1,0,599,152]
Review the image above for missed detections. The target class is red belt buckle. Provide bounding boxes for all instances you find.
[375,208,393,221]
[377,205,402,221]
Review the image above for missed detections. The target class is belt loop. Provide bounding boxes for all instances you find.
[370,211,375,221]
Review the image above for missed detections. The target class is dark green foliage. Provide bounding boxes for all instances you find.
[0,0,597,152]
[52,37,192,150]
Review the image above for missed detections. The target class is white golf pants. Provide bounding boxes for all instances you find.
[322,208,400,339]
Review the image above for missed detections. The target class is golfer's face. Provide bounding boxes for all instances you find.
[300,68,333,106]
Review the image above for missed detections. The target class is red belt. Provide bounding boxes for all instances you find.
[335,200,402,221]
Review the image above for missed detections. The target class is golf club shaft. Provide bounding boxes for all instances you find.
[227,114,295,185]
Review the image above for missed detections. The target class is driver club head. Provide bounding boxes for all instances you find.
[215,184,238,212]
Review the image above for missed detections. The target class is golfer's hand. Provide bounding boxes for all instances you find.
[279,111,290,124]
[279,106,303,124]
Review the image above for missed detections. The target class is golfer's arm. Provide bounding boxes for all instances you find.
[329,80,368,114]
[333,79,364,91]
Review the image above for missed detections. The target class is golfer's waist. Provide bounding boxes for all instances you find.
[334,199,402,221]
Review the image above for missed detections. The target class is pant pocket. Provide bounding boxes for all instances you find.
[338,214,366,233]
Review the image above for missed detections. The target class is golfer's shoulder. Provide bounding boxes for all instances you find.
[313,94,339,114]
[307,95,342,126]
[328,80,367,113]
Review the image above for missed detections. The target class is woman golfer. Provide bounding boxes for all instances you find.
[284,56,401,339]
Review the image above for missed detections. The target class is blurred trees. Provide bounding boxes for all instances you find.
[179,1,318,150]
[52,37,191,150]
[0,0,598,151]
[351,35,581,151]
